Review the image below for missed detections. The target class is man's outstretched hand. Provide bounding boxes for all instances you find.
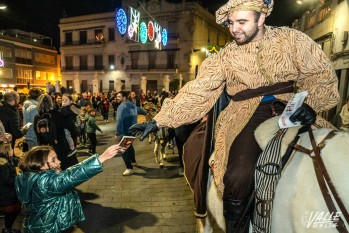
[128,120,159,141]
[289,103,316,126]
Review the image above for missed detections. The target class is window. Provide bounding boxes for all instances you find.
[94,55,103,70]
[167,52,175,69]
[108,55,115,69]
[80,55,88,70]
[0,47,12,58]
[81,80,88,92]
[65,56,73,70]
[149,52,156,69]
[80,31,87,44]
[109,80,114,92]
[95,29,104,42]
[66,80,73,93]
[318,5,331,22]
[65,32,72,45]
[15,47,32,65]
[108,28,115,41]
[168,21,176,33]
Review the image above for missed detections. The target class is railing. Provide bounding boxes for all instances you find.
[15,58,32,65]
[126,64,178,70]
[61,40,105,47]
[61,66,105,71]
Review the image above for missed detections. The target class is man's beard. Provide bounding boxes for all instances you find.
[234,25,259,46]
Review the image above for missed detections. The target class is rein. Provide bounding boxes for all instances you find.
[291,127,349,233]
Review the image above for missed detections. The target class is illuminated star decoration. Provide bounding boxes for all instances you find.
[116,9,127,35]
[162,29,167,46]
[0,59,3,67]
[140,22,147,43]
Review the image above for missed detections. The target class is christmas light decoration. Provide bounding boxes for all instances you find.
[116,9,127,35]
[162,28,168,46]
[128,7,140,42]
[204,45,222,57]
[140,22,147,43]
[128,24,134,38]
[148,21,154,41]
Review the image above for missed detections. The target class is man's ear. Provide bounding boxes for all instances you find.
[258,13,266,27]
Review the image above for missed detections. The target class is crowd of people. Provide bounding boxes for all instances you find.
[1,0,348,231]
[0,87,176,232]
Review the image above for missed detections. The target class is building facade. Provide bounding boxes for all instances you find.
[0,29,60,93]
[291,0,349,119]
[58,0,230,95]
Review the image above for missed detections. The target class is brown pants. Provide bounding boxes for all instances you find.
[223,101,284,200]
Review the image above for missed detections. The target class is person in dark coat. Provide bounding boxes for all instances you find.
[0,120,21,233]
[0,91,29,156]
[34,94,78,170]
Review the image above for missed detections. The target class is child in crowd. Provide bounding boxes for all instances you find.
[60,94,81,156]
[78,107,88,147]
[15,144,124,233]
[85,108,103,155]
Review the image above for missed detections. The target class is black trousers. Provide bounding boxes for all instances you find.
[223,101,284,200]
[87,132,97,153]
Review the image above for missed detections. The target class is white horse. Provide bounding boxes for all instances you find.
[198,117,349,233]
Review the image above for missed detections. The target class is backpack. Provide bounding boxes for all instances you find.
[35,113,55,144]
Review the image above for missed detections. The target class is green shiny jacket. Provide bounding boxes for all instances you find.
[15,155,103,233]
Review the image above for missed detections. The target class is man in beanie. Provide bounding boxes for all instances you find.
[129,0,340,232]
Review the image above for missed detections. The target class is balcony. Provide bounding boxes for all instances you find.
[60,39,106,47]
[126,64,178,71]
[61,66,105,72]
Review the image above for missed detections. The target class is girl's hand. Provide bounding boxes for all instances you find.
[98,145,123,163]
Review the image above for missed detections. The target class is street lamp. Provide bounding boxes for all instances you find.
[0,3,7,10]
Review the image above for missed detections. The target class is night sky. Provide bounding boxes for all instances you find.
[0,0,311,49]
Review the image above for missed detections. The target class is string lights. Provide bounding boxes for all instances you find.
[116,9,127,35]
[203,45,222,57]
[115,5,168,50]
[140,22,147,43]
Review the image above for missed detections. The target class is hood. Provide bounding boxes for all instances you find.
[15,172,40,204]
[23,99,37,110]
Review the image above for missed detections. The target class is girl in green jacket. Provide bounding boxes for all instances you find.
[15,144,123,233]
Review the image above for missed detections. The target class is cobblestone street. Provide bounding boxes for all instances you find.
[2,117,199,233]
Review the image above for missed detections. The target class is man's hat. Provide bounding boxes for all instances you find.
[216,0,274,25]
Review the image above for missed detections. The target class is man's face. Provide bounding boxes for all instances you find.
[227,10,265,45]
[116,93,123,103]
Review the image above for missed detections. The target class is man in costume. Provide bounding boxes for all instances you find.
[129,0,340,232]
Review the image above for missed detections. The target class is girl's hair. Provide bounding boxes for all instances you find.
[62,93,73,101]
[18,146,53,172]
[37,94,53,113]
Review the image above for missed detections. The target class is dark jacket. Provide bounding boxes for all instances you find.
[0,156,19,207]
[0,100,23,140]
[15,155,103,233]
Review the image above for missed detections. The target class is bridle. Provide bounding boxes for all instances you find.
[291,126,349,233]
